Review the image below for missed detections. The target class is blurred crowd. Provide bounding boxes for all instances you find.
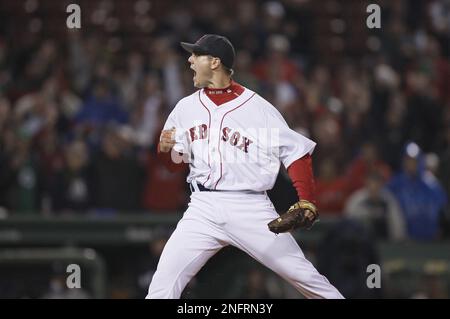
[0,0,449,242]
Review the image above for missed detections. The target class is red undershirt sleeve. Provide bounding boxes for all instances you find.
[286,154,317,204]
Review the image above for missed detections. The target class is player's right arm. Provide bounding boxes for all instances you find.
[158,97,190,154]
[156,102,189,172]
[159,128,176,153]
[157,128,188,173]
[157,127,188,172]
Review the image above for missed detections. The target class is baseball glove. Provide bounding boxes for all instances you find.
[268,200,319,234]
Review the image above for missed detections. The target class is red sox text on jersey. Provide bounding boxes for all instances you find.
[189,124,253,153]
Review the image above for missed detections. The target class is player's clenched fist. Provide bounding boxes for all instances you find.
[159,127,176,153]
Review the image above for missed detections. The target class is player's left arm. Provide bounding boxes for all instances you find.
[287,154,316,205]
[286,154,318,222]
[261,97,319,225]
[267,154,320,234]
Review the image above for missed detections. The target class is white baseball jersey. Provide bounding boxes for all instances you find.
[163,86,316,191]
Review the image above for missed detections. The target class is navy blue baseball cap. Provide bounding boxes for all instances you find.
[181,34,235,70]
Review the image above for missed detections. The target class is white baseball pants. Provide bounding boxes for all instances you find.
[146,191,344,299]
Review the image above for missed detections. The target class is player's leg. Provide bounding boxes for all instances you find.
[225,194,344,299]
[251,233,344,299]
[146,196,229,299]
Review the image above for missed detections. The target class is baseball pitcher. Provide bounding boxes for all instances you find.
[147,34,344,299]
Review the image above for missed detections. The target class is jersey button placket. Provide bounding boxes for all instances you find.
[210,113,221,181]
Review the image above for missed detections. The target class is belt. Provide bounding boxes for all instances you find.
[189,182,217,192]
[189,182,265,195]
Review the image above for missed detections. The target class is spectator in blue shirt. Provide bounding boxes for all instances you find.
[388,142,447,240]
